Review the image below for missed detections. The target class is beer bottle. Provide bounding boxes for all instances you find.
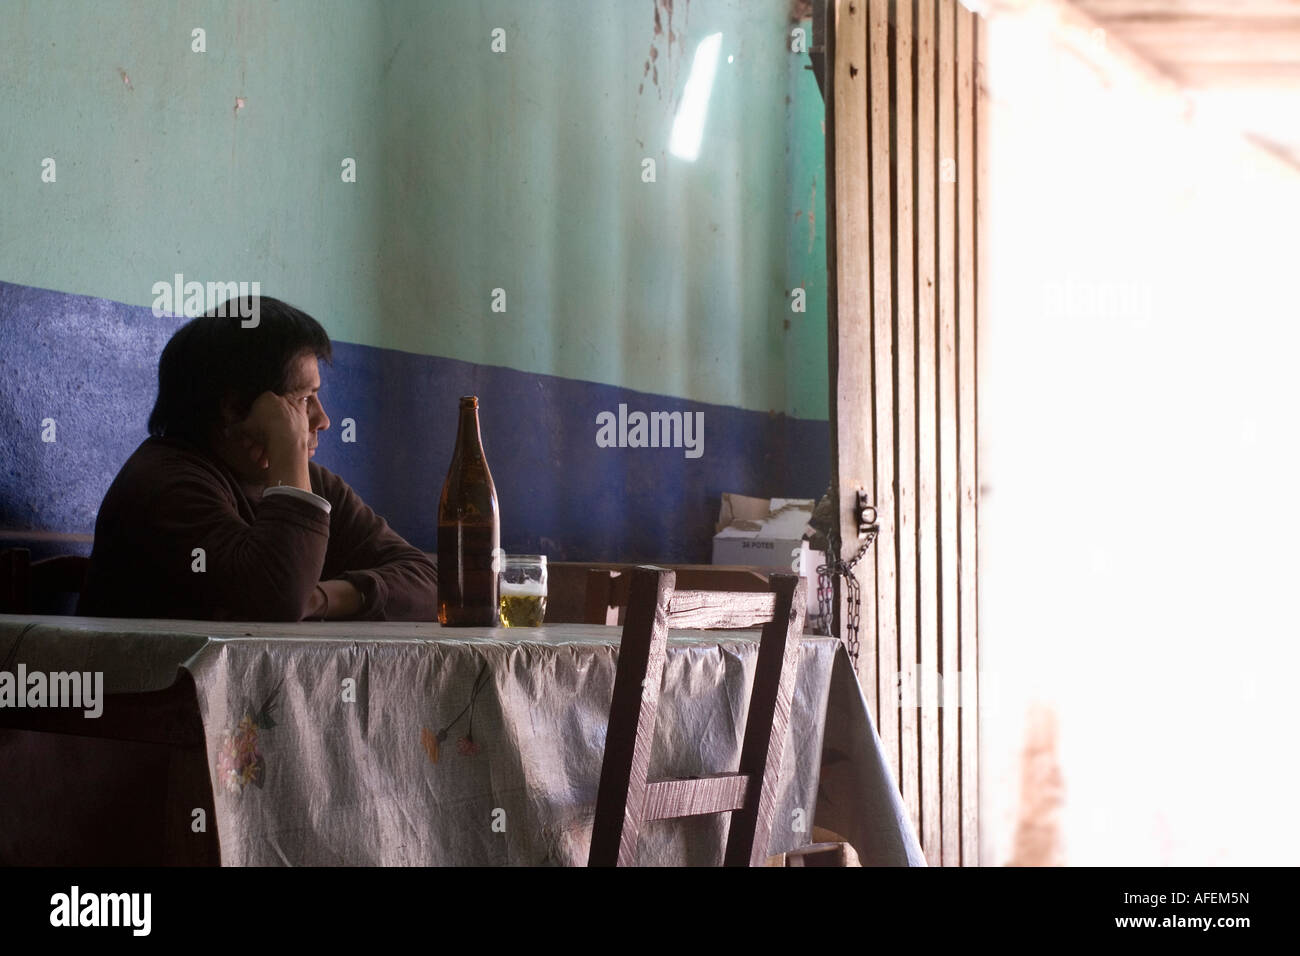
[437,396,501,626]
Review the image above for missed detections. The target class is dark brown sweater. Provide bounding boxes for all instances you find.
[78,437,438,621]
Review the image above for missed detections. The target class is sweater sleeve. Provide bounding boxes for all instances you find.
[153,468,332,622]
[314,466,439,621]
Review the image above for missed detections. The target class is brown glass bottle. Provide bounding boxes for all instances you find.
[437,396,501,626]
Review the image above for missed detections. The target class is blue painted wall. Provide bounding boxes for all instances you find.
[0,281,829,562]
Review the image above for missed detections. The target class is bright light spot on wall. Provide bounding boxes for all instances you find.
[669,32,723,162]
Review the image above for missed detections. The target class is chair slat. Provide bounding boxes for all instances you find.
[643,773,751,821]
[666,590,777,630]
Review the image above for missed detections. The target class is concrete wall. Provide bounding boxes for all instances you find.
[0,0,829,562]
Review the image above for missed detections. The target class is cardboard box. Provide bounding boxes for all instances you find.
[711,494,824,617]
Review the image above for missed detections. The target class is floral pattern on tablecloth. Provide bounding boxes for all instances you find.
[216,679,282,794]
[422,660,490,763]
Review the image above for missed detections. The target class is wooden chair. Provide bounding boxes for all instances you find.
[0,548,89,614]
[589,566,806,866]
[0,671,219,865]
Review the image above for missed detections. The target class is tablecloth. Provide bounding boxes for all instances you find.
[0,615,925,866]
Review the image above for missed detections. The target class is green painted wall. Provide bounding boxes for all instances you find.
[784,16,828,420]
[0,0,827,418]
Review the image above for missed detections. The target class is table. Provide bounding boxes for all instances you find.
[0,615,925,866]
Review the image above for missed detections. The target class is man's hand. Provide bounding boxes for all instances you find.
[305,579,365,620]
[232,390,313,490]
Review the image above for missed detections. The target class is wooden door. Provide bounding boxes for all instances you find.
[823,0,983,867]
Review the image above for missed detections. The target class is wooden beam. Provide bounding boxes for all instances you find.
[915,0,942,867]
[1173,61,1300,87]
[937,0,960,870]
[1073,0,1300,20]
[956,0,979,869]
[827,0,878,690]
[1110,24,1300,65]
[894,0,922,842]
[973,8,992,868]
[869,0,899,781]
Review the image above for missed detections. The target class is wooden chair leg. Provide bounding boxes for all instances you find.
[723,575,804,866]
[588,569,675,866]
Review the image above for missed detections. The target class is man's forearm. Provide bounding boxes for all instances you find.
[307,579,365,619]
[354,558,439,621]
[190,489,335,620]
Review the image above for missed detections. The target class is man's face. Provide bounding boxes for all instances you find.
[214,351,331,483]
[281,352,330,457]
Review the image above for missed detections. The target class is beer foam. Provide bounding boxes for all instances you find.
[501,580,546,597]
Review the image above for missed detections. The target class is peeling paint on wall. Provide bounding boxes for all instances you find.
[644,0,690,100]
[807,173,817,253]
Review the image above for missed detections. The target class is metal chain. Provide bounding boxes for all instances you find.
[816,494,879,669]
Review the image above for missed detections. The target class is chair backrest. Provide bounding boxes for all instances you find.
[0,549,90,614]
[546,562,771,626]
[589,566,806,866]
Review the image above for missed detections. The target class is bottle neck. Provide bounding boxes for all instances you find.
[455,402,484,462]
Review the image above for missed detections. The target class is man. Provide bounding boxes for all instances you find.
[79,296,438,621]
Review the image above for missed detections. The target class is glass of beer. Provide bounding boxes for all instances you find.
[498,555,547,627]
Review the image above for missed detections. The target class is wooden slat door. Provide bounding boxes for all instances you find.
[823,0,982,867]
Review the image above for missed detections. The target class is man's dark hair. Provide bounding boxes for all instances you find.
[148,296,332,442]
